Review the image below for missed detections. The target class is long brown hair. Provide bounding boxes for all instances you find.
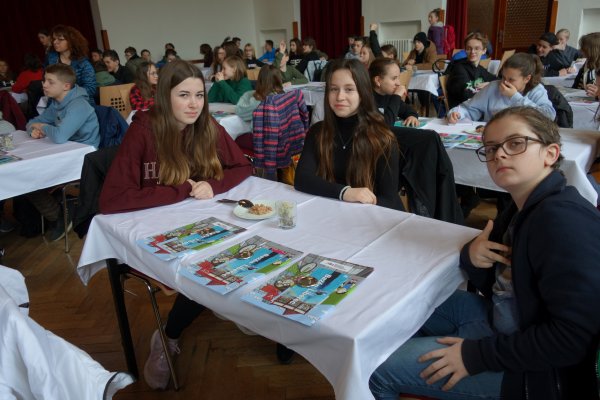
[253,65,284,101]
[135,61,156,100]
[317,58,397,190]
[51,24,89,60]
[223,56,246,81]
[579,32,600,72]
[150,60,223,185]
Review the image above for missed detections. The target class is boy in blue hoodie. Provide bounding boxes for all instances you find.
[26,63,100,241]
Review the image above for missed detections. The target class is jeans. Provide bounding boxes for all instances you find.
[369,290,503,400]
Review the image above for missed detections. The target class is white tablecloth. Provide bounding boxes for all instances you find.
[424,119,599,205]
[542,73,577,88]
[209,102,251,140]
[77,176,479,400]
[0,131,95,200]
[408,71,439,96]
[0,265,133,399]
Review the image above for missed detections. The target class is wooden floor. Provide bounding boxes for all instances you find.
[0,200,496,400]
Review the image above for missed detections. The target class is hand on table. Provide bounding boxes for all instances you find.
[342,187,377,205]
[468,220,511,268]
[30,129,45,139]
[405,59,416,66]
[419,337,468,391]
[499,80,517,98]
[447,111,461,124]
[585,83,598,98]
[403,116,419,127]
[187,180,214,199]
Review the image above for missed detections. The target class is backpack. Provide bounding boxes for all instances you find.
[443,25,456,58]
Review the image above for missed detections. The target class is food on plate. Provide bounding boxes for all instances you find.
[248,203,273,215]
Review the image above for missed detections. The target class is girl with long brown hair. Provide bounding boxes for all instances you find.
[129,61,158,111]
[295,58,401,210]
[99,60,252,389]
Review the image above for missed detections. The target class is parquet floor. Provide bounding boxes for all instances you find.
[0,200,495,400]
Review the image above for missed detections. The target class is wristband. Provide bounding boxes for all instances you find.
[339,186,351,201]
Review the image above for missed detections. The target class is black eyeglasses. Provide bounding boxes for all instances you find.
[476,136,544,162]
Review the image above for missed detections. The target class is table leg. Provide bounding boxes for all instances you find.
[106,258,139,379]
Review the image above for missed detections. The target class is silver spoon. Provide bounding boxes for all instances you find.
[217,199,254,208]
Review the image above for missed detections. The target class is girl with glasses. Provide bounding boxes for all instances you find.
[129,61,158,111]
[447,53,555,124]
[446,32,497,109]
[370,106,600,400]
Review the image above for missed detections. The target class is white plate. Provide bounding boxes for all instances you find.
[233,200,276,220]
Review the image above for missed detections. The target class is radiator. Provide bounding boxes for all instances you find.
[383,39,413,61]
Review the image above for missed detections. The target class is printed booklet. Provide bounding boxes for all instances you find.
[241,254,373,326]
[438,132,482,150]
[179,235,302,294]
[137,217,245,261]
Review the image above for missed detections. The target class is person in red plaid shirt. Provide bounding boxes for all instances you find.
[129,61,158,111]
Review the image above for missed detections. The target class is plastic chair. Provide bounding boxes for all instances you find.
[497,49,515,75]
[100,83,134,119]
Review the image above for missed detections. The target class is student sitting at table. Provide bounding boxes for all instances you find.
[209,46,226,81]
[0,59,15,84]
[129,61,158,111]
[242,43,265,69]
[273,41,308,86]
[26,64,100,241]
[295,58,402,210]
[402,32,438,71]
[47,25,97,104]
[447,53,556,123]
[98,60,252,389]
[257,40,276,64]
[288,37,304,67]
[381,44,398,60]
[359,44,376,69]
[446,32,498,109]
[235,64,285,123]
[11,54,43,94]
[296,37,321,75]
[556,28,583,63]
[369,106,600,400]
[102,50,134,84]
[369,58,418,127]
[208,56,252,104]
[141,49,152,63]
[93,61,116,88]
[572,32,599,98]
[528,32,574,77]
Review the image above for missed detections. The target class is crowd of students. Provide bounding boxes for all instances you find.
[1,16,600,400]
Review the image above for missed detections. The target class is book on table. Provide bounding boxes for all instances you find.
[438,132,482,150]
[179,235,302,294]
[137,217,245,261]
[0,152,21,165]
[241,254,374,326]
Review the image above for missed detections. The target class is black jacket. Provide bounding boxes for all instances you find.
[446,58,497,109]
[543,84,573,128]
[460,170,600,399]
[373,92,418,127]
[539,50,571,77]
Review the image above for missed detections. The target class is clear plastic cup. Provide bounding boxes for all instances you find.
[276,200,297,229]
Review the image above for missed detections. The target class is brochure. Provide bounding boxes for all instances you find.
[0,153,21,165]
[394,117,432,129]
[137,217,245,261]
[438,132,482,150]
[210,110,236,120]
[242,254,373,326]
[179,235,302,294]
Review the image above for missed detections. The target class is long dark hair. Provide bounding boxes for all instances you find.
[317,59,397,189]
[253,65,284,101]
[135,61,156,100]
[50,24,89,60]
[501,53,544,95]
[150,60,223,185]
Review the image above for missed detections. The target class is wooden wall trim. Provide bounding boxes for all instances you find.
[293,21,299,38]
[101,30,110,51]
[548,0,558,33]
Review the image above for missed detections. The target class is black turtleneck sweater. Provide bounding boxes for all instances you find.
[295,115,401,210]
[373,91,419,127]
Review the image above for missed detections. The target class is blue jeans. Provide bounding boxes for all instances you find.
[369,290,503,400]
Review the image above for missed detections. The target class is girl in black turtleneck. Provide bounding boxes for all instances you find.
[369,58,419,127]
[295,58,402,210]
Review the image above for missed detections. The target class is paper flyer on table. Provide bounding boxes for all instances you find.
[438,132,482,150]
[137,217,245,261]
[241,254,373,326]
[179,235,302,295]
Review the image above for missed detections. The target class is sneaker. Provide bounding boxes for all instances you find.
[276,343,295,365]
[143,329,180,390]
[49,204,73,242]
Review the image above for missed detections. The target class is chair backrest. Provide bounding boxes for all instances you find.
[452,48,463,56]
[246,69,260,80]
[479,58,492,70]
[402,51,410,63]
[498,49,516,74]
[398,70,413,87]
[251,89,309,171]
[303,60,328,82]
[99,83,134,119]
[438,75,450,113]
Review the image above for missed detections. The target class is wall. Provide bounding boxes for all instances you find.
[91,0,298,62]
[556,0,600,43]
[362,0,446,41]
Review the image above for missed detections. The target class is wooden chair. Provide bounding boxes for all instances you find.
[246,68,260,80]
[479,58,492,70]
[398,70,413,101]
[438,74,450,113]
[402,51,411,63]
[497,49,516,75]
[452,48,463,56]
[99,83,134,119]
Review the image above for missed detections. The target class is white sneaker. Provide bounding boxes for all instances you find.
[143,329,180,390]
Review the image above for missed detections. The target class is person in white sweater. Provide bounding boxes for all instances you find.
[448,53,555,123]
